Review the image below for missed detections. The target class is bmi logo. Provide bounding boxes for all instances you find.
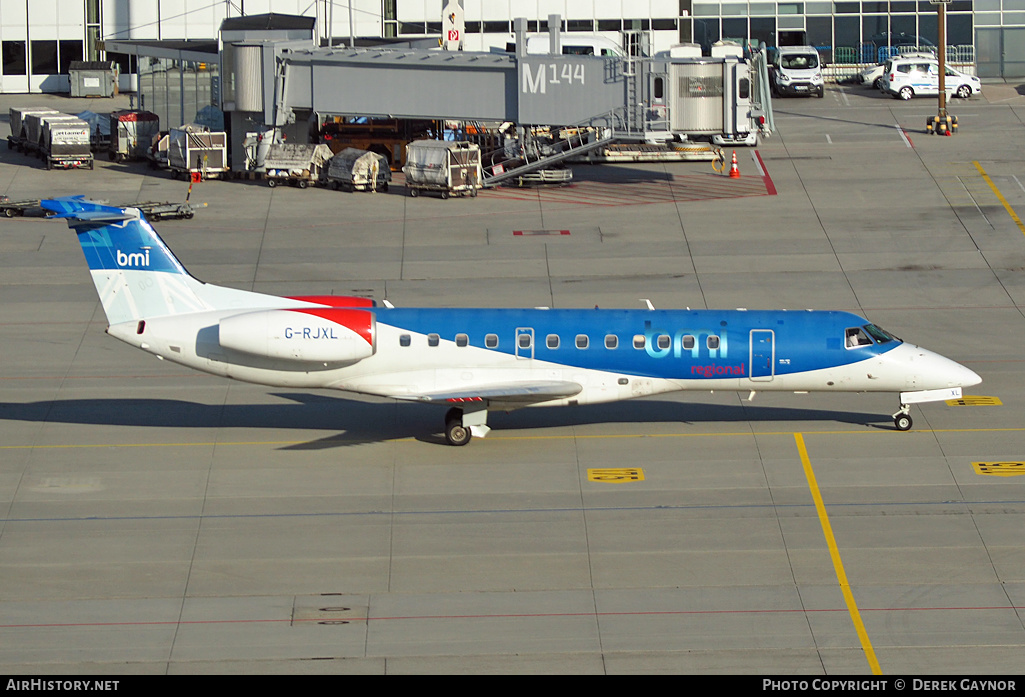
[116,247,150,267]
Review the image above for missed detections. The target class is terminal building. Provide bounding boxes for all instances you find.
[0,0,1019,97]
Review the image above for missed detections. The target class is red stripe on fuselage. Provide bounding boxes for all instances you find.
[290,308,374,346]
[287,295,375,308]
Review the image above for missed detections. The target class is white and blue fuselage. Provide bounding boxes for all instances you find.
[43,196,981,444]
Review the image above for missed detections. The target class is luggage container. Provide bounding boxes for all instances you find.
[323,148,391,192]
[38,116,94,170]
[263,143,334,188]
[402,140,481,199]
[168,125,228,180]
[23,113,79,154]
[109,111,160,162]
[7,108,59,152]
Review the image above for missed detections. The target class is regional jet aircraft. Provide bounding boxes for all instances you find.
[43,196,981,445]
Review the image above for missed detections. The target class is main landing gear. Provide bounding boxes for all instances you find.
[444,406,490,446]
[892,403,913,431]
[445,407,472,446]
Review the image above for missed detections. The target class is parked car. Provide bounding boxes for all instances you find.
[857,51,935,90]
[881,57,982,100]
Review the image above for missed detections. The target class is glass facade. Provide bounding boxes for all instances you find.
[683,1,976,65]
[137,57,220,130]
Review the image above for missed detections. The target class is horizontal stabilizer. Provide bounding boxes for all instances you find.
[41,196,135,225]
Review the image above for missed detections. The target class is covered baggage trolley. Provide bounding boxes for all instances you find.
[324,148,391,192]
[264,143,333,188]
[109,111,160,162]
[168,125,228,180]
[402,140,481,199]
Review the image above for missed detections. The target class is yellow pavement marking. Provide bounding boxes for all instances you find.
[795,432,883,675]
[946,395,1002,406]
[972,461,1025,477]
[973,161,1025,235]
[587,468,644,482]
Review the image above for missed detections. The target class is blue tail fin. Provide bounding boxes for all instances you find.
[43,196,208,325]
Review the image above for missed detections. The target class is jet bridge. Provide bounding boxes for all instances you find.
[224,16,771,182]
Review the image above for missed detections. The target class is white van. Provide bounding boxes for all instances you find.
[771,45,824,98]
[881,57,982,100]
[525,35,624,57]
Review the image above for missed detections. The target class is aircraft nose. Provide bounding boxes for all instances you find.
[916,346,981,388]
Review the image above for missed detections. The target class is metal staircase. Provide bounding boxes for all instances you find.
[480,125,616,188]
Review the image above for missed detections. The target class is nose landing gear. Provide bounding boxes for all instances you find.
[892,404,913,431]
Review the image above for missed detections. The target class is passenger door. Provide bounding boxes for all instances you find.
[750,330,774,381]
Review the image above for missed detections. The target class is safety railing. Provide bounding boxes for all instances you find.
[822,44,977,82]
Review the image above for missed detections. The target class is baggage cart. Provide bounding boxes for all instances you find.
[323,148,391,192]
[263,143,334,188]
[403,140,481,199]
[0,197,44,218]
[109,111,160,162]
[133,201,198,221]
[168,125,228,180]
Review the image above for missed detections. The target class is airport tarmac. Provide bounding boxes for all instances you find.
[1,85,1025,674]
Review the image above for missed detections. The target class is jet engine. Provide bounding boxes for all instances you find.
[218,308,375,363]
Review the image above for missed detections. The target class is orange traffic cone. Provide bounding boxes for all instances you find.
[728,150,740,178]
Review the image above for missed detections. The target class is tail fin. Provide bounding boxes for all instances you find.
[43,196,210,325]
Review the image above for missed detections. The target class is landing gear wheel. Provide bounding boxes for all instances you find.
[894,413,913,431]
[444,408,471,446]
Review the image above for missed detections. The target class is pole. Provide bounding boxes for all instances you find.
[938,2,947,119]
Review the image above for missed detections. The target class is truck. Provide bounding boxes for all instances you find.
[168,125,229,180]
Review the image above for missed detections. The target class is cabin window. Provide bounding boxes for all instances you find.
[656,334,671,350]
[682,335,695,350]
[845,327,872,348]
[428,333,440,347]
[707,335,720,350]
[455,333,468,347]
[605,334,618,349]
[399,334,411,347]
[546,334,560,349]
[518,333,532,349]
[575,334,589,349]
[633,334,645,349]
[485,333,499,348]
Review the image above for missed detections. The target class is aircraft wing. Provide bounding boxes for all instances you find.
[399,380,582,406]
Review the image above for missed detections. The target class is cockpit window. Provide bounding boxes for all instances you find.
[863,324,897,344]
[845,327,873,348]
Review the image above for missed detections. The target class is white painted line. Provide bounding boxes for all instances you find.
[825,134,833,144]
[895,124,913,148]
